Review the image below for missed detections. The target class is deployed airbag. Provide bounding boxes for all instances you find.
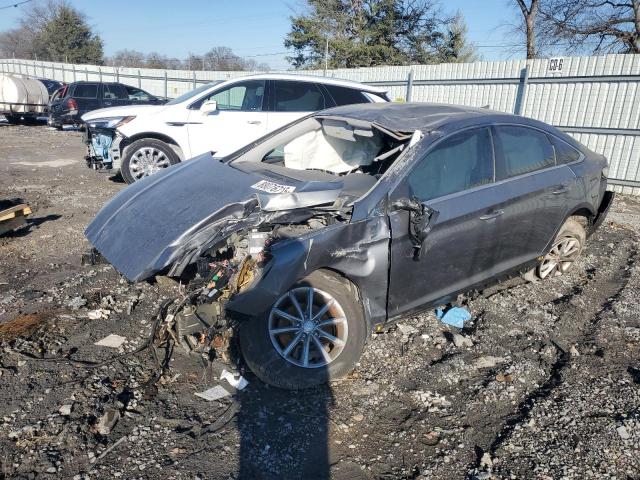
[283,126,382,174]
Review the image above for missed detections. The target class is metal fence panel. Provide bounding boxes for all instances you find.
[1,54,639,193]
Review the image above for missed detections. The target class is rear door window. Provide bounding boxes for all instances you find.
[125,85,153,101]
[323,84,369,106]
[494,126,555,179]
[73,84,98,99]
[273,81,325,112]
[408,127,494,201]
[103,84,128,99]
[550,136,581,164]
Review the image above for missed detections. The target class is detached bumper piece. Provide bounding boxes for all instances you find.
[591,190,615,233]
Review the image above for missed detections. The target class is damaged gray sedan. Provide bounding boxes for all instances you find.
[85,103,613,389]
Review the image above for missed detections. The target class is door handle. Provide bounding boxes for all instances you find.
[552,184,570,194]
[247,120,262,125]
[479,209,504,220]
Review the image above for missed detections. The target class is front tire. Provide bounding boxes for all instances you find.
[121,138,180,184]
[239,270,367,390]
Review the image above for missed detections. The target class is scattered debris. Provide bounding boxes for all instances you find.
[195,386,232,401]
[616,425,630,440]
[94,408,120,436]
[0,311,51,341]
[496,373,513,383]
[422,431,440,446]
[59,404,73,416]
[452,332,473,348]
[0,200,31,235]
[397,323,419,336]
[474,356,507,369]
[436,306,471,328]
[65,296,87,310]
[87,308,110,320]
[94,334,126,349]
[220,369,248,390]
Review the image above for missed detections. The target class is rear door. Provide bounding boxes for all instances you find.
[102,83,129,109]
[489,124,577,273]
[388,126,503,317]
[186,79,268,157]
[266,80,328,132]
[72,83,101,116]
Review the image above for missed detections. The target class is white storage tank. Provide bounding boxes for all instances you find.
[0,74,49,114]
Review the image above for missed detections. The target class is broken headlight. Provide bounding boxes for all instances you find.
[87,115,136,129]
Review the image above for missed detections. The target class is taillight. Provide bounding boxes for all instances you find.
[67,98,78,110]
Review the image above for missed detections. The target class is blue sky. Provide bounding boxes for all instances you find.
[0,0,520,68]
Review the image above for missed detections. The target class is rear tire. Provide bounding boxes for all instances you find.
[121,138,180,184]
[524,217,586,281]
[239,270,367,390]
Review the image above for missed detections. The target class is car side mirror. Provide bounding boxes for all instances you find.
[392,196,439,259]
[200,100,217,115]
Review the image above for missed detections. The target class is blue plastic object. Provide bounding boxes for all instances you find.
[436,306,471,328]
[91,133,113,163]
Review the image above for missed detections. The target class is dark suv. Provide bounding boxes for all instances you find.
[48,81,164,129]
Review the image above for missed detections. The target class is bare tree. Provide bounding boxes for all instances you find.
[514,0,540,58]
[540,0,640,54]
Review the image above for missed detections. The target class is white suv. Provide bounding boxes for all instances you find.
[82,73,390,183]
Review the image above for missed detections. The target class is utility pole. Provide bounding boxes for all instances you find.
[324,37,329,76]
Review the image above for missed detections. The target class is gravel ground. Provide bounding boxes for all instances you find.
[0,122,638,480]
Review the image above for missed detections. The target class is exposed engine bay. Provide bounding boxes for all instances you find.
[159,213,338,362]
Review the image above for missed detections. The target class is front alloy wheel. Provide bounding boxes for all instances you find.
[121,138,180,184]
[128,146,171,180]
[239,270,366,390]
[268,287,348,368]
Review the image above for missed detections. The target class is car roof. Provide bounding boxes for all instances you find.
[223,73,388,94]
[316,102,534,133]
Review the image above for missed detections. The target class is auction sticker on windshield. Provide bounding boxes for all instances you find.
[251,180,296,194]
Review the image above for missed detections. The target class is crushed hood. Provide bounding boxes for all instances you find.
[85,155,348,282]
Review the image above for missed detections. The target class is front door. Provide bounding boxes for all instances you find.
[388,127,502,318]
[186,79,268,158]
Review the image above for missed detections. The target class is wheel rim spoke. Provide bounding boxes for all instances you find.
[302,335,311,367]
[311,299,334,322]
[270,326,299,335]
[273,308,301,324]
[317,316,346,328]
[317,330,346,347]
[289,292,304,319]
[282,331,304,357]
[312,336,332,363]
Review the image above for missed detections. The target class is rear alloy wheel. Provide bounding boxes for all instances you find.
[121,138,180,184]
[240,270,366,389]
[532,217,586,280]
